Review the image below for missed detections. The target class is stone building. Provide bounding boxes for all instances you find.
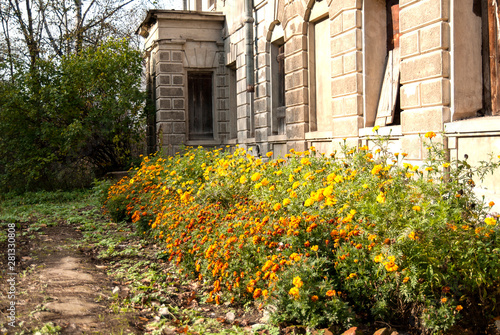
[137,0,500,205]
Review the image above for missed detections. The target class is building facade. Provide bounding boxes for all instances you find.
[137,0,500,205]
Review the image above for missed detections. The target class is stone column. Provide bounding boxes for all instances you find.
[284,15,309,152]
[399,0,451,160]
[329,0,363,142]
[156,43,187,156]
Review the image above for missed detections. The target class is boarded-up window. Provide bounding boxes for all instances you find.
[271,41,286,135]
[314,18,332,132]
[228,64,237,139]
[188,73,213,140]
[375,0,401,126]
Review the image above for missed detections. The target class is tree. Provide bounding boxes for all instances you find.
[0,0,152,79]
[0,38,146,192]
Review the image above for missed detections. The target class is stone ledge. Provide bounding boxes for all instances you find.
[444,116,500,134]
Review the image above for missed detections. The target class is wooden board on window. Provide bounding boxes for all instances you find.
[375,48,400,126]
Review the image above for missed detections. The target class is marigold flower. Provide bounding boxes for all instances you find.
[311,245,319,252]
[289,287,300,299]
[441,297,447,303]
[253,288,262,299]
[489,201,495,207]
[273,203,282,211]
[374,254,384,263]
[412,205,421,211]
[311,295,319,302]
[485,217,497,226]
[425,131,436,139]
[408,231,418,240]
[372,125,380,132]
[251,172,261,181]
[283,198,291,206]
[326,290,336,297]
[371,164,383,175]
[456,305,463,311]
[304,198,314,207]
[376,192,386,203]
[384,261,398,272]
[266,151,273,158]
[403,277,410,283]
[293,276,304,288]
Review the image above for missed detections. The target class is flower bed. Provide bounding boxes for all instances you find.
[104,133,500,333]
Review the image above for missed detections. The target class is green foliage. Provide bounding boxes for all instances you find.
[0,39,146,192]
[104,136,500,333]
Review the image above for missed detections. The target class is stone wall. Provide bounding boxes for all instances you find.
[138,0,500,204]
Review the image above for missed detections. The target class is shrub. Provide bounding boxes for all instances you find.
[104,134,500,333]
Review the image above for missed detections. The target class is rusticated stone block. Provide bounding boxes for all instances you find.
[332,115,362,137]
[286,122,308,140]
[159,87,184,97]
[285,87,308,106]
[400,0,450,33]
[159,63,183,73]
[331,28,362,56]
[420,22,450,53]
[159,111,185,121]
[172,75,184,85]
[172,99,185,109]
[400,82,421,109]
[401,107,450,134]
[400,50,450,83]
[420,78,450,107]
[331,73,363,98]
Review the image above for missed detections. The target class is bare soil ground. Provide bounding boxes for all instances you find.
[0,222,145,334]
[0,199,266,335]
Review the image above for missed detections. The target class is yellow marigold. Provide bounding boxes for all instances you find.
[262,289,268,297]
[266,151,273,158]
[239,175,247,184]
[283,198,291,206]
[304,198,314,207]
[485,217,497,225]
[326,290,336,297]
[311,245,319,252]
[253,288,262,299]
[311,295,319,302]
[371,164,383,175]
[261,178,269,186]
[408,231,418,240]
[289,287,300,299]
[489,201,495,207]
[412,205,421,211]
[376,192,386,203]
[403,277,410,283]
[425,131,436,139]
[273,203,282,211]
[372,125,380,132]
[442,162,450,168]
[300,157,311,165]
[293,276,304,288]
[384,260,398,272]
[374,254,384,263]
[251,172,261,181]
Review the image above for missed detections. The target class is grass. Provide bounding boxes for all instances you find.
[0,188,272,334]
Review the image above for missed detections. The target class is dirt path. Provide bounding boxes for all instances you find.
[1,224,143,334]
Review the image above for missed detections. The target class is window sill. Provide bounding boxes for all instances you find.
[359,125,402,137]
[445,116,500,135]
[186,139,222,146]
[268,134,287,142]
[305,131,334,140]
